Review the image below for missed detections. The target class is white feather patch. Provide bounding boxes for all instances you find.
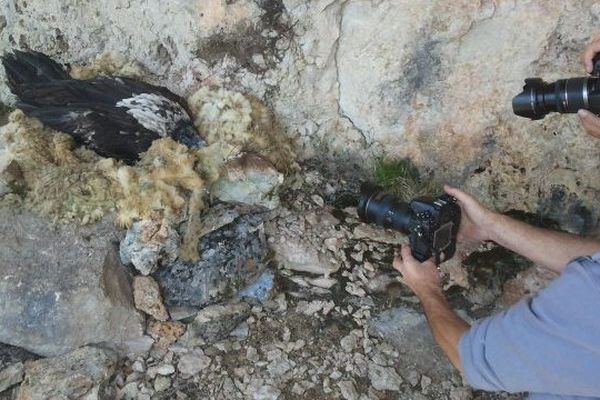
[116,93,188,137]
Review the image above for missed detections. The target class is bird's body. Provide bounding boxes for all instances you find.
[1,50,205,164]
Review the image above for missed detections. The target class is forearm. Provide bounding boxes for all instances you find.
[418,289,470,372]
[489,213,600,273]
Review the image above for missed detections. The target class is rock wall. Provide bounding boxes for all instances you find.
[2,0,600,233]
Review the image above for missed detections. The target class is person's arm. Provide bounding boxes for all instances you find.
[444,185,600,274]
[393,245,469,371]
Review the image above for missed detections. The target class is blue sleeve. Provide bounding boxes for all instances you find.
[459,256,600,397]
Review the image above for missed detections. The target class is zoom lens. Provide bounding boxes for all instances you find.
[513,77,600,120]
[357,183,413,234]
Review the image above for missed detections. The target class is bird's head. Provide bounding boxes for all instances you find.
[172,121,207,149]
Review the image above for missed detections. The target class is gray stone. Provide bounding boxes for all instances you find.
[337,380,359,400]
[213,153,283,210]
[368,362,403,392]
[133,276,170,321]
[253,385,281,400]
[120,214,179,276]
[180,302,251,346]
[0,344,38,371]
[177,348,211,376]
[0,362,23,393]
[368,307,454,377]
[155,213,270,308]
[0,207,144,357]
[17,346,118,400]
[154,375,171,392]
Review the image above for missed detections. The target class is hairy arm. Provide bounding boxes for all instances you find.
[419,288,470,371]
[393,245,470,371]
[488,213,600,274]
[444,186,600,274]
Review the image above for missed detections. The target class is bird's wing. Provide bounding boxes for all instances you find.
[25,105,160,164]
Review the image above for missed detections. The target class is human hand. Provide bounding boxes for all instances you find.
[392,244,441,299]
[578,109,600,139]
[443,185,498,243]
[582,35,600,74]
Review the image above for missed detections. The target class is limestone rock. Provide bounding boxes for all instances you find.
[337,380,359,400]
[0,207,144,357]
[155,213,269,307]
[120,213,179,276]
[147,320,186,349]
[368,307,454,378]
[213,153,284,210]
[180,302,251,346]
[177,348,211,377]
[17,346,118,400]
[368,362,403,392]
[2,1,600,235]
[0,362,24,393]
[266,209,345,275]
[133,276,169,321]
[253,385,281,400]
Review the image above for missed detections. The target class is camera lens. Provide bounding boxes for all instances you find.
[512,77,600,120]
[357,183,413,234]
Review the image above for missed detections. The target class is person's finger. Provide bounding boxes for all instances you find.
[578,109,600,138]
[444,185,475,207]
[400,244,416,263]
[582,39,600,73]
[392,255,403,272]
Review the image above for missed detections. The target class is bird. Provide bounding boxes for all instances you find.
[1,50,206,164]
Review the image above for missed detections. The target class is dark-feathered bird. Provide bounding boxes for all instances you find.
[1,50,206,164]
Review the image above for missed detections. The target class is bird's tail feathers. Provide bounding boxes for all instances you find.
[1,50,70,95]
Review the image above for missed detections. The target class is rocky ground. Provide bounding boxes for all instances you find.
[0,151,536,399]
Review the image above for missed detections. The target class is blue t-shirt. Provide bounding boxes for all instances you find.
[459,251,600,399]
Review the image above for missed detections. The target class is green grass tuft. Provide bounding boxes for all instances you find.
[372,157,438,201]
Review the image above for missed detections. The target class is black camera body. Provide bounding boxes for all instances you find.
[512,54,600,120]
[357,183,461,264]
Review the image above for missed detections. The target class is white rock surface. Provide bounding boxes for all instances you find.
[2,1,600,232]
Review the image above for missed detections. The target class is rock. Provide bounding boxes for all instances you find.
[147,320,186,349]
[253,385,281,400]
[340,331,361,353]
[337,380,359,400]
[0,344,38,371]
[368,362,403,392]
[368,307,454,378]
[133,276,170,321]
[177,348,211,376]
[155,213,270,307]
[180,302,251,345]
[351,224,405,245]
[501,265,556,306]
[266,209,344,275]
[212,153,284,210]
[266,349,293,377]
[119,211,179,276]
[0,207,144,357]
[229,322,250,338]
[154,375,171,392]
[237,271,275,301]
[17,346,118,400]
[420,375,432,393]
[0,362,24,393]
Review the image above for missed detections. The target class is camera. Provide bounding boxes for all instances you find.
[512,55,600,120]
[357,182,461,264]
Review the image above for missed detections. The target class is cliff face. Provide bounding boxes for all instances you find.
[2,0,600,233]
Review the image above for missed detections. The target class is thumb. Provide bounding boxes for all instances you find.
[444,184,472,205]
[578,109,593,119]
[401,244,416,263]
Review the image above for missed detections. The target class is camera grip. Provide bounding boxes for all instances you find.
[409,232,431,262]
